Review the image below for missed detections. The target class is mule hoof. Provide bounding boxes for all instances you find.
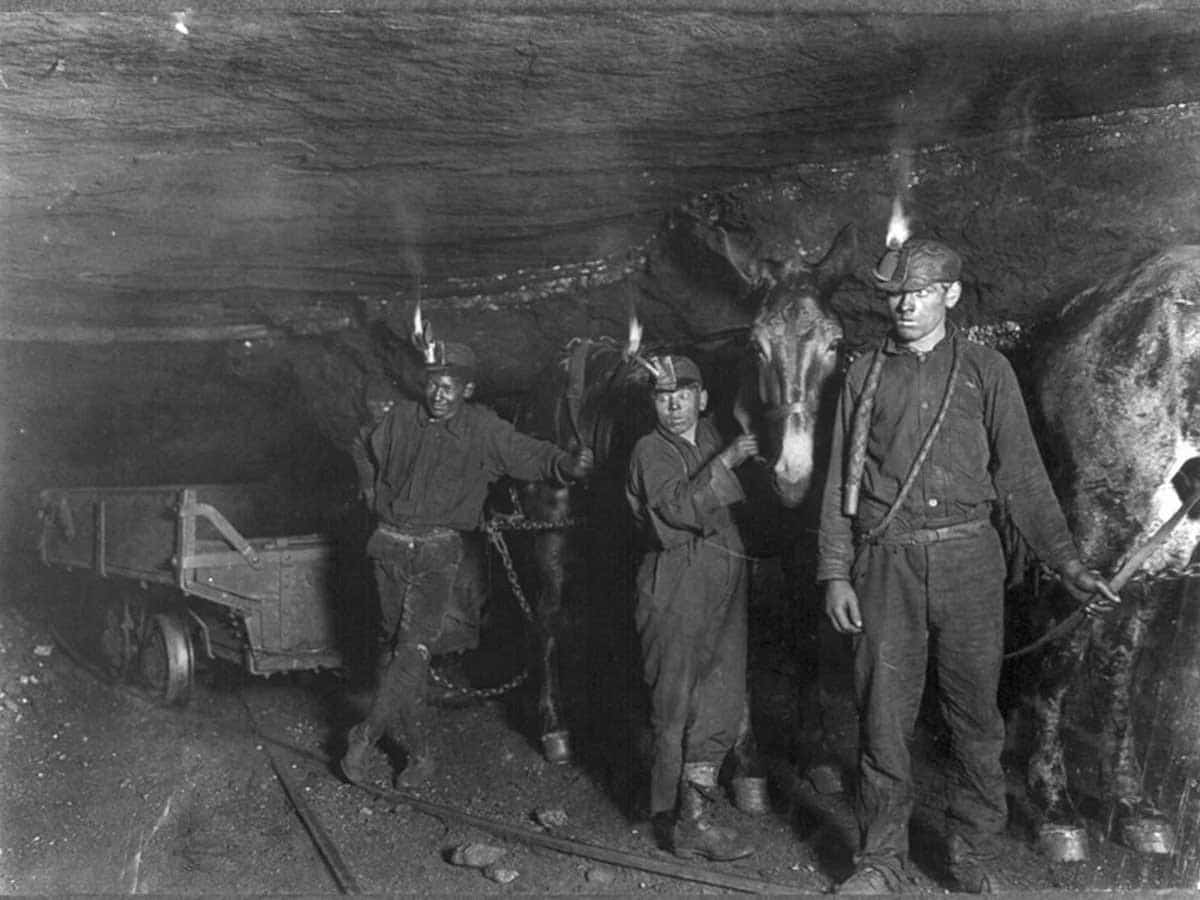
[1118,815,1176,855]
[542,730,571,764]
[1037,823,1089,862]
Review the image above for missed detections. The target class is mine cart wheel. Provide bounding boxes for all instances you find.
[138,612,194,705]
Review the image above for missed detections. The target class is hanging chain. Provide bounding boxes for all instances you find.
[425,513,585,701]
[484,520,537,623]
[485,511,587,532]
[426,650,529,700]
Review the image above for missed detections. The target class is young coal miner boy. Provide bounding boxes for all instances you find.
[817,238,1118,894]
[625,354,761,861]
[340,341,593,788]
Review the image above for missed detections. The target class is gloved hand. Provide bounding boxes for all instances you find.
[719,434,759,469]
[560,447,595,482]
[1061,559,1121,616]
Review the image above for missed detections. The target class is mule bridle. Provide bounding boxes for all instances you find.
[760,400,807,423]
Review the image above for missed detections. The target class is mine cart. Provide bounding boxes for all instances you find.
[37,483,359,704]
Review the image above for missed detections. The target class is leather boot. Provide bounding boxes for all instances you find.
[391,698,436,789]
[946,834,999,894]
[669,763,754,862]
[389,644,436,789]
[339,721,375,785]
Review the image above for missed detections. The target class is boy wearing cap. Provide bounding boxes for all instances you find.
[625,354,761,862]
[340,341,593,789]
[817,239,1117,893]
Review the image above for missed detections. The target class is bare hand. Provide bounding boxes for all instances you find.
[1061,560,1121,616]
[563,447,595,481]
[720,434,760,469]
[824,580,863,635]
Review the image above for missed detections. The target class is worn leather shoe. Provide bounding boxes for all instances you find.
[339,722,373,785]
[948,856,997,894]
[834,863,905,894]
[670,819,754,862]
[393,754,436,790]
[947,836,999,894]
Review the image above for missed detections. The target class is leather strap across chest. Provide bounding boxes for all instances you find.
[846,338,964,543]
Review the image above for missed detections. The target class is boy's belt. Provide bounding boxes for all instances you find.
[866,517,992,546]
[378,523,456,544]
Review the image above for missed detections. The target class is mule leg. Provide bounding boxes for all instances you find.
[532,529,571,763]
[1092,583,1178,855]
[1026,619,1092,860]
[797,617,857,795]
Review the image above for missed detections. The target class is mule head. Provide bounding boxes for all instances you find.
[730,225,859,507]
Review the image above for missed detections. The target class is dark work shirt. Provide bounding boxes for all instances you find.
[369,398,572,531]
[626,418,746,553]
[817,325,1079,581]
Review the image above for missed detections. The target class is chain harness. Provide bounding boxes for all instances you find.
[424,505,585,700]
[428,339,606,702]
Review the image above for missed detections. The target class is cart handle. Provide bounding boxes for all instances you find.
[181,500,262,569]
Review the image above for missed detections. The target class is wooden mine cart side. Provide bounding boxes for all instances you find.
[38,484,347,703]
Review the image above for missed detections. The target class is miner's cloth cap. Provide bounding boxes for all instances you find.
[651,354,703,392]
[425,341,477,378]
[874,238,962,293]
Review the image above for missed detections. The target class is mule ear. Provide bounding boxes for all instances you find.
[814,224,862,298]
[720,227,781,289]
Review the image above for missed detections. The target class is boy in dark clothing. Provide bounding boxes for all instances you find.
[625,354,760,861]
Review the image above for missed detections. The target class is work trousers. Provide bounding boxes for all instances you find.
[635,539,748,816]
[850,524,1008,867]
[361,526,473,752]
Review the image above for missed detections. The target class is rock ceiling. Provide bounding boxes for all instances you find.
[3,3,1199,340]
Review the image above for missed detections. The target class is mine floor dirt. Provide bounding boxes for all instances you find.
[0,561,1192,896]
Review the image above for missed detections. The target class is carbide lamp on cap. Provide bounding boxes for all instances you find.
[424,341,477,380]
[873,238,962,294]
[633,354,703,392]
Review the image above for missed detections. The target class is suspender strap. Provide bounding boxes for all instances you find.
[862,338,962,544]
[843,348,886,516]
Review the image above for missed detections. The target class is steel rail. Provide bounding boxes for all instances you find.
[238,696,362,895]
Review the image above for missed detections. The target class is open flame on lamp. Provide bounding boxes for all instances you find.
[623,306,672,383]
[412,299,438,364]
[885,196,911,250]
[625,306,643,359]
